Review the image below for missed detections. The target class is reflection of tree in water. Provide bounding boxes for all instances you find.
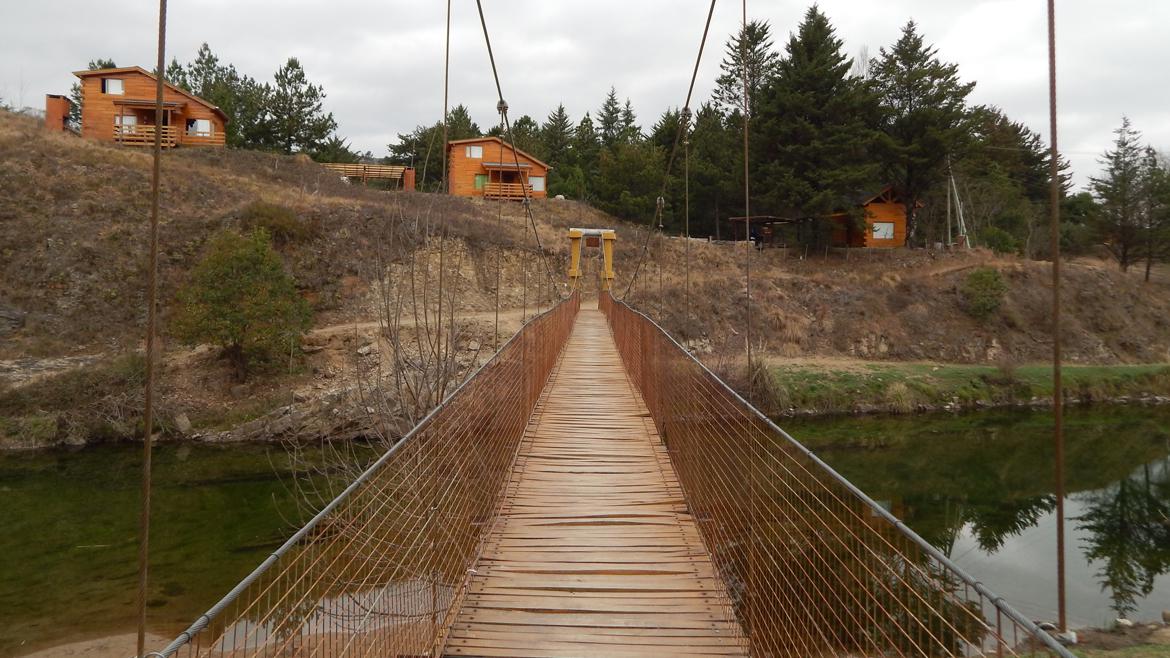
[1075,457,1170,618]
[964,495,1056,552]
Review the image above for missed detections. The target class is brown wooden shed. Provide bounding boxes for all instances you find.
[829,186,910,249]
[447,136,549,199]
[73,66,228,148]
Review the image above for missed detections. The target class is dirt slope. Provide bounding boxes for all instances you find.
[2,107,1170,447]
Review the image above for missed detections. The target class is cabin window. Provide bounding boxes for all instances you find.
[465,145,483,159]
[114,114,137,131]
[474,174,488,190]
[872,222,895,240]
[102,79,124,95]
[186,118,213,136]
[529,176,545,192]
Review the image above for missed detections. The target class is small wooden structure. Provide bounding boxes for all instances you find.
[73,66,228,148]
[44,94,74,133]
[321,162,416,191]
[447,136,549,199]
[829,186,909,248]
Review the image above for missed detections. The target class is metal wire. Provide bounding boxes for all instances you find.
[599,292,1075,658]
[150,295,580,658]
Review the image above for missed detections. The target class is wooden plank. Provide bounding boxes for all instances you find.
[441,309,746,657]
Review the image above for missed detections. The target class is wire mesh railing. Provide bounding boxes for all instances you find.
[599,292,1074,658]
[149,293,580,658]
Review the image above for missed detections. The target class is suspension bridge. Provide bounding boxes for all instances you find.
[143,289,1072,658]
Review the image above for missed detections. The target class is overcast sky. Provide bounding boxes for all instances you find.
[2,1,1167,190]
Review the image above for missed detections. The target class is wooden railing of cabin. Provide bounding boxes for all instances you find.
[484,182,533,199]
[321,163,407,180]
[181,130,226,147]
[114,125,179,147]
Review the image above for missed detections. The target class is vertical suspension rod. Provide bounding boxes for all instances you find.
[1047,0,1067,635]
[137,1,167,656]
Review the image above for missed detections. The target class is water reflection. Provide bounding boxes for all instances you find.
[1076,456,1170,618]
[790,407,1170,626]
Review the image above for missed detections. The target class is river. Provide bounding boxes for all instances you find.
[1,407,1168,655]
[787,405,1170,629]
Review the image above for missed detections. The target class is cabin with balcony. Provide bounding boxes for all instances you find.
[447,136,549,199]
[73,66,228,148]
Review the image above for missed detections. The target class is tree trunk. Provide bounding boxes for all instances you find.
[904,198,917,248]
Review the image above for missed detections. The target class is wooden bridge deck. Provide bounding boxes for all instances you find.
[443,308,746,658]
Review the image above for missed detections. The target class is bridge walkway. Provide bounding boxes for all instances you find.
[442,308,747,657]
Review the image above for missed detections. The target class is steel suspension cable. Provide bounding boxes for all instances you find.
[623,0,718,298]
[436,0,452,399]
[137,1,167,656]
[684,130,691,329]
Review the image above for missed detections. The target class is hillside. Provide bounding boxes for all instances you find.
[2,108,1170,446]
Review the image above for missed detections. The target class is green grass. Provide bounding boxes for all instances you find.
[764,362,1170,415]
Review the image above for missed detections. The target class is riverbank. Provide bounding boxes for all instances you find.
[755,360,1170,417]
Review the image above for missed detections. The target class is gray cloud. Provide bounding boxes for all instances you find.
[2,0,1166,189]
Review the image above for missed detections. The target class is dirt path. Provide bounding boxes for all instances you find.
[18,633,170,658]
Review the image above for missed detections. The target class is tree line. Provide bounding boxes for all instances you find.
[384,5,1168,272]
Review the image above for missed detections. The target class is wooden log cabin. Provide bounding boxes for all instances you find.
[447,136,549,199]
[829,186,909,248]
[73,66,228,148]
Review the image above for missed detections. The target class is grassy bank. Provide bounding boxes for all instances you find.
[760,361,1170,416]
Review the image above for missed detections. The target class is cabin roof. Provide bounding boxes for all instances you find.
[448,136,551,170]
[73,66,229,123]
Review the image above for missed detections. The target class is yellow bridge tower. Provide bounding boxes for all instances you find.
[567,228,616,291]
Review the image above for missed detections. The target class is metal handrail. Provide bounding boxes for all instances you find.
[599,291,1074,658]
[152,292,580,658]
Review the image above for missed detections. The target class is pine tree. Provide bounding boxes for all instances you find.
[713,20,780,117]
[446,104,482,140]
[597,87,623,148]
[507,115,544,158]
[269,57,337,154]
[1091,117,1145,271]
[870,20,975,244]
[754,6,880,233]
[619,99,641,143]
[1139,148,1170,281]
[541,104,574,168]
[165,58,190,91]
[387,104,481,189]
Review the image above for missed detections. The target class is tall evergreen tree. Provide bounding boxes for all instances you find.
[754,6,880,235]
[870,20,975,244]
[503,114,543,158]
[268,57,336,154]
[1138,148,1170,281]
[619,99,641,143]
[388,104,481,189]
[541,104,574,167]
[713,20,780,117]
[597,88,624,148]
[165,57,190,91]
[1091,117,1145,271]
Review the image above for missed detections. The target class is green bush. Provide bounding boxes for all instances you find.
[960,268,1008,320]
[239,201,317,245]
[174,228,312,381]
[979,226,1020,255]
